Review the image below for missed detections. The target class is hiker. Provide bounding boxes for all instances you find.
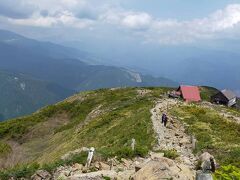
[162,113,168,127]
[161,113,166,123]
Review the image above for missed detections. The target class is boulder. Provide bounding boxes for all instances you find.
[131,158,195,180]
[99,162,111,170]
[68,170,117,180]
[196,171,213,180]
[150,152,164,160]
[121,158,132,168]
[199,152,216,173]
[199,152,213,162]
[31,170,52,180]
[72,163,83,171]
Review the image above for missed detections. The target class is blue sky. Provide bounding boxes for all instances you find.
[1,0,240,45]
[121,0,240,20]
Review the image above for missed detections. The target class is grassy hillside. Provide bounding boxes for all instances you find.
[0,87,239,179]
[170,105,240,167]
[0,88,171,169]
[199,86,219,101]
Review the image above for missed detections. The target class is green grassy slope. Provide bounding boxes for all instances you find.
[170,105,240,167]
[0,87,239,179]
[0,88,170,169]
[199,86,219,101]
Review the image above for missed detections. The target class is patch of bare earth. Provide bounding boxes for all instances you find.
[0,113,70,168]
[137,89,152,97]
[0,141,24,169]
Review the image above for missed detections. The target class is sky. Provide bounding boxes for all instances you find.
[1,0,240,45]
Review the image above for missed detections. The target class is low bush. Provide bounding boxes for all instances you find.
[0,141,11,157]
[213,165,240,180]
[0,163,40,180]
[155,149,179,160]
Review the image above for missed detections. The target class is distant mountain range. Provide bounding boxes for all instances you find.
[0,29,177,120]
[64,39,240,93]
[0,70,74,121]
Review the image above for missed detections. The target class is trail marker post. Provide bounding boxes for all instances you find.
[131,138,136,151]
[86,147,95,168]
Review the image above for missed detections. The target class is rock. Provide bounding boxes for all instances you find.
[72,163,83,171]
[150,152,164,160]
[180,138,189,144]
[175,133,180,136]
[63,170,72,177]
[68,170,117,180]
[131,160,172,180]
[31,170,52,180]
[99,162,110,170]
[82,167,88,173]
[131,158,195,180]
[196,170,213,180]
[182,156,192,166]
[121,158,132,168]
[56,174,67,180]
[94,162,101,170]
[135,165,142,172]
[199,152,214,162]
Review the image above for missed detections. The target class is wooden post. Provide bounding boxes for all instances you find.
[131,138,136,151]
[191,136,196,150]
[86,147,95,168]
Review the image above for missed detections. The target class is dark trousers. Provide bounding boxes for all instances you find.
[163,120,167,127]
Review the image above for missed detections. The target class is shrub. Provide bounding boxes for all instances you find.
[154,149,179,160]
[162,149,179,160]
[213,165,240,180]
[0,141,11,157]
[42,152,88,173]
[0,163,40,180]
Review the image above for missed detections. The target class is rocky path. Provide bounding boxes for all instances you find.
[151,98,197,173]
[39,97,199,180]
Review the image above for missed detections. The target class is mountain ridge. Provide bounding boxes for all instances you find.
[0,29,177,120]
[0,87,239,179]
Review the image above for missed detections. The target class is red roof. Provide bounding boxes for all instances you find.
[178,85,201,102]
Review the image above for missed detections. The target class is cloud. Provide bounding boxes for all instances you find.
[0,0,36,19]
[135,4,240,44]
[1,1,240,44]
[0,0,97,29]
[7,10,94,28]
[121,13,152,30]
[100,9,152,31]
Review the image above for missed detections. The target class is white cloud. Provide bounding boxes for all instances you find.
[1,1,240,44]
[0,0,96,29]
[121,13,152,30]
[140,4,240,44]
[7,11,94,28]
